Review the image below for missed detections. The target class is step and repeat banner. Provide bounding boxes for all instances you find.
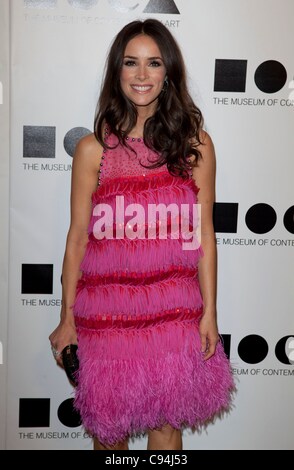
[0,0,10,451]
[3,0,294,449]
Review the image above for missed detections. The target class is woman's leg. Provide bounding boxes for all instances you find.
[94,437,129,450]
[147,424,182,450]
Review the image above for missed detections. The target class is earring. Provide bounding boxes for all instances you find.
[162,77,169,92]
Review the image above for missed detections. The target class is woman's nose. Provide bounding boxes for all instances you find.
[136,65,148,81]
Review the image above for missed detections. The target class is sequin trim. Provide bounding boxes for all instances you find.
[125,136,143,142]
[93,170,199,201]
[77,266,198,288]
[75,307,202,330]
[97,127,109,188]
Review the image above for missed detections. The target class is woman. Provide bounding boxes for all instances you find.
[49,19,234,450]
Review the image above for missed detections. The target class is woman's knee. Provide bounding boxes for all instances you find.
[148,424,182,448]
[158,424,179,435]
[94,437,129,451]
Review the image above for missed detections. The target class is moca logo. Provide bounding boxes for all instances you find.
[24,0,180,14]
[222,334,294,365]
[214,59,290,94]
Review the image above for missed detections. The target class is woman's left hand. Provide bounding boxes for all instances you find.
[199,312,219,360]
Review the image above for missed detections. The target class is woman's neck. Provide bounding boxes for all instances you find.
[129,113,150,138]
[136,101,158,133]
[125,102,157,138]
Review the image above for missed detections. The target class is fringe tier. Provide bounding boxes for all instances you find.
[74,319,234,446]
[80,237,203,276]
[74,273,202,318]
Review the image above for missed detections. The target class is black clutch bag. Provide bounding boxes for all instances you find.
[62,344,79,386]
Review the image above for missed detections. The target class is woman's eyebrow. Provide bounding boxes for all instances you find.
[123,55,163,60]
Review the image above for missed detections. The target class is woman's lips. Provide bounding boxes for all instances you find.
[131,85,153,93]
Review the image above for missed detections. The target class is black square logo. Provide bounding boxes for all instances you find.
[214,59,247,92]
[213,203,238,233]
[220,334,231,360]
[19,398,50,427]
[23,126,56,158]
[21,264,53,294]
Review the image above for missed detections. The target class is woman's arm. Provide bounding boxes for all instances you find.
[192,131,219,360]
[49,133,102,364]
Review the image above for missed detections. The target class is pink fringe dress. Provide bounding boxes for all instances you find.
[73,132,234,445]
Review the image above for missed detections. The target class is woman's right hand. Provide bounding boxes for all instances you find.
[49,318,77,367]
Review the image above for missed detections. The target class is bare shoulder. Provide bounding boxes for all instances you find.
[73,133,103,171]
[198,130,215,163]
[192,130,216,197]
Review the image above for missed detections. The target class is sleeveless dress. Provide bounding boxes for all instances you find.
[73,132,234,446]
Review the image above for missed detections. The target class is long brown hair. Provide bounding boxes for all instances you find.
[94,19,203,177]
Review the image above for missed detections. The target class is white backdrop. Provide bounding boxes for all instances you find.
[1,0,294,450]
[0,0,10,451]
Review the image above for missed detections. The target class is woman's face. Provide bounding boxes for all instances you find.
[120,34,166,115]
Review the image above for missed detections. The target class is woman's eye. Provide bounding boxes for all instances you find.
[150,61,161,67]
[124,60,136,66]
